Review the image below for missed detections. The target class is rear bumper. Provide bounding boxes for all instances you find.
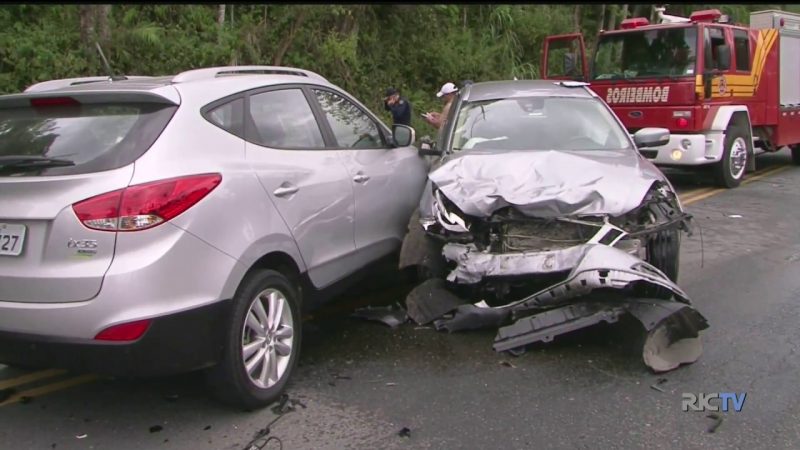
[0,300,231,377]
[639,132,725,166]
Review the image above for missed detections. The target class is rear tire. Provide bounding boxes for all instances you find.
[791,144,800,165]
[714,125,749,188]
[206,269,301,410]
[636,228,680,299]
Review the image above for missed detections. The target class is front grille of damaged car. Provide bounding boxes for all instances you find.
[495,217,600,253]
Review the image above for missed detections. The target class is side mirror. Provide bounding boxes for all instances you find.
[417,135,442,156]
[392,124,415,147]
[633,127,670,148]
[717,44,731,71]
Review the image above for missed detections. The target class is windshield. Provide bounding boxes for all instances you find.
[450,96,632,152]
[592,26,698,80]
[0,102,176,177]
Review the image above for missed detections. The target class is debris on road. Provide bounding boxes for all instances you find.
[406,278,467,325]
[398,427,412,438]
[649,378,668,393]
[75,434,87,440]
[351,304,408,328]
[149,425,163,433]
[727,214,743,218]
[706,413,724,433]
[499,360,517,369]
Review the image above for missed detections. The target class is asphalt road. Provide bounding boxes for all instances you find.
[1,150,799,450]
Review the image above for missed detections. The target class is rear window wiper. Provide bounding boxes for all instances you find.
[0,155,76,170]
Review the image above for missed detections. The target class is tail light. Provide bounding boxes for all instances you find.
[95,319,152,341]
[30,97,80,108]
[73,173,222,232]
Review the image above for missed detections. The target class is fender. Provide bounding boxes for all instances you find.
[220,232,308,301]
[709,105,756,172]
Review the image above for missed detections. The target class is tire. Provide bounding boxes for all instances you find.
[714,125,749,188]
[207,269,301,410]
[636,228,681,299]
[791,145,800,165]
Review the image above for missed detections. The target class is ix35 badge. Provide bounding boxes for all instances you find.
[67,238,98,256]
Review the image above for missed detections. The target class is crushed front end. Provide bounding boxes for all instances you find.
[400,179,708,372]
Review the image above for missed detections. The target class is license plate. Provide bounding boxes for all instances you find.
[0,223,26,256]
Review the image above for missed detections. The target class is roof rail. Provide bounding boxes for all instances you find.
[171,65,328,84]
[24,76,155,93]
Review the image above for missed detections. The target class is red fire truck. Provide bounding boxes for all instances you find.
[542,8,800,188]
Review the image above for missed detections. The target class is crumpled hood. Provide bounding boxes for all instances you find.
[428,148,666,218]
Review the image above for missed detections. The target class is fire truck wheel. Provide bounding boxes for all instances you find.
[791,145,800,165]
[714,125,748,188]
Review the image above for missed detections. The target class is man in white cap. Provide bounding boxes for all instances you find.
[422,82,458,130]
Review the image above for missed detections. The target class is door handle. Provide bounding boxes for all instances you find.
[353,174,370,183]
[273,184,299,197]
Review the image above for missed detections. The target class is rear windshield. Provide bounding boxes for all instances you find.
[0,102,177,176]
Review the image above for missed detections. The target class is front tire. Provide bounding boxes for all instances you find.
[207,269,301,410]
[636,228,680,299]
[714,126,749,188]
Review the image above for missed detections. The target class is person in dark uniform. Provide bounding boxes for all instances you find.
[383,87,412,126]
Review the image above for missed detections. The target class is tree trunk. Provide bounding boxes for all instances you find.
[621,4,629,21]
[96,5,112,45]
[573,5,582,33]
[463,6,467,30]
[606,5,617,31]
[599,4,606,32]
[272,9,309,66]
[78,5,96,49]
[217,4,225,27]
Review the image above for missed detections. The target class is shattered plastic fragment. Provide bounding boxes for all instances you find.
[493,297,708,372]
[494,303,626,353]
[351,304,407,328]
[405,278,468,325]
[434,304,510,332]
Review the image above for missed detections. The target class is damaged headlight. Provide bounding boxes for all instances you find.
[433,189,470,233]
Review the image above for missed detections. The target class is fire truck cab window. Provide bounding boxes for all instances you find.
[592,26,697,80]
[704,27,730,71]
[733,29,751,71]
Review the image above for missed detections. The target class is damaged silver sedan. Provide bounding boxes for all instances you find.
[400,80,708,372]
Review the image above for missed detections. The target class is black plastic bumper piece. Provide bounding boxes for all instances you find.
[0,300,232,377]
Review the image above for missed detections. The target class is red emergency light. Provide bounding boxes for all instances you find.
[620,17,650,29]
[690,9,723,23]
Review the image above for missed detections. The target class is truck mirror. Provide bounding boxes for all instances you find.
[717,45,731,71]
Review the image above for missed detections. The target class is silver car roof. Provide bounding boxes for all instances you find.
[9,66,336,105]
[462,80,596,102]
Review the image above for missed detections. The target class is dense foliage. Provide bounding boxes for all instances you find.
[0,4,795,135]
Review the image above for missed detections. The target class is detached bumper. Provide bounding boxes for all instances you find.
[0,300,231,377]
[639,132,725,166]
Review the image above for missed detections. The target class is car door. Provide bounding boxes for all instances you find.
[244,86,357,289]
[309,87,428,261]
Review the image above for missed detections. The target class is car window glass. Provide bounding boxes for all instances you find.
[0,102,176,177]
[206,97,244,136]
[733,29,750,71]
[451,97,631,152]
[248,89,325,149]
[312,89,384,149]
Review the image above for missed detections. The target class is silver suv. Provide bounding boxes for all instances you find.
[0,66,428,408]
